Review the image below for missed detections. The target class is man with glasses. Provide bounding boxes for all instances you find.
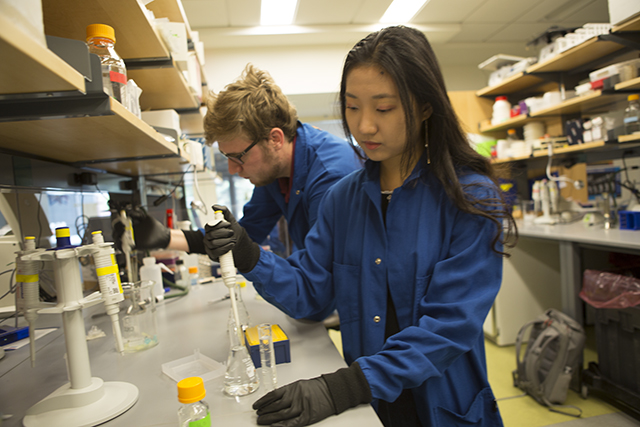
[116,64,360,265]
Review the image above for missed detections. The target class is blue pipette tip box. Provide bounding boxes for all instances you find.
[0,326,29,346]
[245,324,290,368]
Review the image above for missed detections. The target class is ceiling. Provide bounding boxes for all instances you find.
[181,0,611,118]
[183,0,610,51]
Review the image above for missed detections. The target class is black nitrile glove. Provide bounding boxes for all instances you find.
[112,207,171,251]
[203,204,260,273]
[253,377,336,427]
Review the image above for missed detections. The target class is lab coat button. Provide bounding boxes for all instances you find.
[295,190,300,195]
[373,316,381,323]
[375,258,382,265]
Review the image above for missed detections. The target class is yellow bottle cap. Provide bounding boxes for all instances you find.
[177,377,206,404]
[86,23,116,43]
[55,227,71,238]
[25,236,35,240]
[628,94,639,101]
[188,266,198,274]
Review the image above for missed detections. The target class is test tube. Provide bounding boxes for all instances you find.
[258,323,277,392]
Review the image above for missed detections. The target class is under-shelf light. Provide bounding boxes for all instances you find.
[261,0,298,26]
[379,0,429,23]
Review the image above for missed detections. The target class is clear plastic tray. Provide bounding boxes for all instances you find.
[161,349,225,382]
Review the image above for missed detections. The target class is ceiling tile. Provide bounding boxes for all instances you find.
[228,0,261,27]
[351,0,392,24]
[183,0,229,28]
[413,0,487,23]
[464,0,540,23]
[447,23,502,42]
[487,22,559,43]
[296,0,363,25]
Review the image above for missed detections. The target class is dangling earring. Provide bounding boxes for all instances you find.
[424,121,431,164]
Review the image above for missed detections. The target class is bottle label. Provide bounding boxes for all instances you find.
[188,412,211,427]
[624,116,638,124]
[96,264,123,295]
[110,70,127,85]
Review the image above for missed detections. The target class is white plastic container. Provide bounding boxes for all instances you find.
[139,257,164,302]
[491,96,511,125]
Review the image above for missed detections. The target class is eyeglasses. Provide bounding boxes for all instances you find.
[219,139,261,165]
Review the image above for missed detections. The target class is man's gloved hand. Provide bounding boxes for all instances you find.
[112,207,171,251]
[252,377,337,427]
[203,204,260,273]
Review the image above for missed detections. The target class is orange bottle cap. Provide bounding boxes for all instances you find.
[86,24,116,43]
[177,376,206,404]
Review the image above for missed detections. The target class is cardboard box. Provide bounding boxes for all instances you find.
[244,324,290,368]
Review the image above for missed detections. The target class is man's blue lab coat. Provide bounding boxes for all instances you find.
[239,122,361,251]
[244,159,505,427]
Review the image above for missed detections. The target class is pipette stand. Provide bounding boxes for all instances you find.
[19,240,138,427]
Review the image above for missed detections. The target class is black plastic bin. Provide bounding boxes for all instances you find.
[582,307,640,420]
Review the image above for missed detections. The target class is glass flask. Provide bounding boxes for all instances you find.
[227,282,250,332]
[120,280,159,353]
[223,315,259,396]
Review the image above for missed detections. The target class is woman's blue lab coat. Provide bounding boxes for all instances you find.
[239,122,361,251]
[244,159,505,427]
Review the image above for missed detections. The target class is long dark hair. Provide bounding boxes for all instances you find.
[339,25,516,255]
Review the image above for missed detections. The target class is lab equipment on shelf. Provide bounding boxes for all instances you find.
[624,94,640,135]
[177,377,211,427]
[491,96,511,125]
[17,229,138,427]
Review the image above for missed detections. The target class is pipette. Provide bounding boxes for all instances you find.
[214,210,243,344]
[119,210,135,282]
[15,236,40,367]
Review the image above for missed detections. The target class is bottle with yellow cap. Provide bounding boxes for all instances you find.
[86,23,128,105]
[177,376,211,427]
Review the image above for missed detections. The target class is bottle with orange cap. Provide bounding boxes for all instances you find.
[86,23,128,105]
[177,376,211,427]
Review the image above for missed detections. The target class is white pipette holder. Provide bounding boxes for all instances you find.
[17,233,138,427]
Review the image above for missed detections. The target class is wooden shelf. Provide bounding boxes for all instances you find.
[476,72,545,97]
[42,0,170,60]
[0,99,177,163]
[493,140,607,164]
[480,114,530,133]
[527,37,625,74]
[615,76,640,91]
[128,60,199,110]
[529,91,627,117]
[91,144,193,176]
[618,133,640,143]
[0,13,85,95]
[612,13,640,33]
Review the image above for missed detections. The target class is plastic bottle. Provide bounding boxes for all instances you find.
[139,257,164,302]
[166,209,174,229]
[175,259,188,288]
[624,94,640,135]
[491,96,511,125]
[177,377,211,427]
[188,266,199,286]
[86,24,127,104]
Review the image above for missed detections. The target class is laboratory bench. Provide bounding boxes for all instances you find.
[0,279,382,427]
[515,219,640,324]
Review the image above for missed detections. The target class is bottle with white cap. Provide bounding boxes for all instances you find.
[139,257,164,302]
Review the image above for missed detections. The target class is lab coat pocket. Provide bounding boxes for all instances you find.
[332,262,360,325]
[435,387,502,426]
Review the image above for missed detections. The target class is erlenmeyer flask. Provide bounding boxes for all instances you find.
[223,314,259,396]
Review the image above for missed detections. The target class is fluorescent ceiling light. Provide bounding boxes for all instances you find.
[261,0,298,26]
[379,0,429,23]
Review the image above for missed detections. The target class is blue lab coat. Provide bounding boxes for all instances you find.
[244,158,505,426]
[239,122,361,251]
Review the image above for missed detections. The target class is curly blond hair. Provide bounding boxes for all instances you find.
[203,64,298,146]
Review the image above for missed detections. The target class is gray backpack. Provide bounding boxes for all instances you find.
[512,308,586,417]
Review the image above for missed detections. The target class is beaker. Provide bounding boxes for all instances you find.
[120,280,159,353]
[223,316,259,396]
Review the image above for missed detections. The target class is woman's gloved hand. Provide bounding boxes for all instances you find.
[112,207,171,251]
[252,377,336,427]
[204,205,260,273]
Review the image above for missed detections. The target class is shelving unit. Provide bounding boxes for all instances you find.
[0,0,205,179]
[475,16,640,166]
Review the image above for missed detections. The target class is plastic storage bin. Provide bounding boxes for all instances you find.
[619,211,640,230]
[594,307,640,393]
